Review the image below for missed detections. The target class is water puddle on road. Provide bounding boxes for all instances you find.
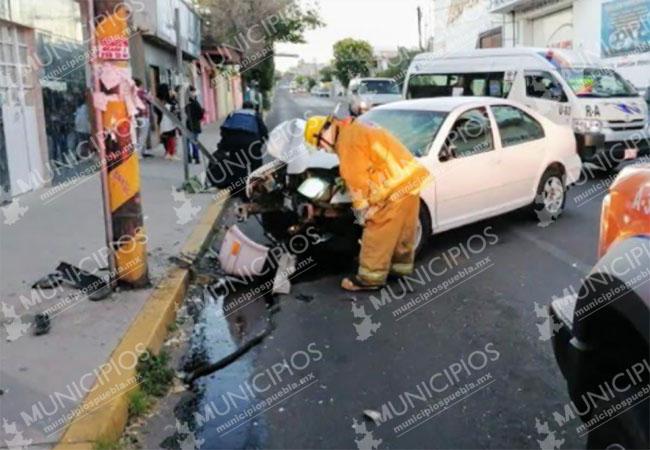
[177,284,274,449]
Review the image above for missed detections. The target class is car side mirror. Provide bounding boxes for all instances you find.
[439,144,457,162]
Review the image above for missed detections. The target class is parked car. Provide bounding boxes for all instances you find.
[549,163,649,449]
[348,77,402,116]
[404,48,649,170]
[242,97,582,253]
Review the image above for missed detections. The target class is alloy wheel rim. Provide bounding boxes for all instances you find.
[543,177,564,214]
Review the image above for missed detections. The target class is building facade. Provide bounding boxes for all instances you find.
[432,0,650,89]
[0,0,86,197]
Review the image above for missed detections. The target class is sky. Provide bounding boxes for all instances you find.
[275,0,432,71]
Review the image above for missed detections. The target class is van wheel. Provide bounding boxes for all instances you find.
[415,201,432,257]
[533,167,566,227]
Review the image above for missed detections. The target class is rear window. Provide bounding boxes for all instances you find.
[359,109,447,157]
[406,72,513,99]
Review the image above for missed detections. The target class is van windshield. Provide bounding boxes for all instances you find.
[359,80,401,95]
[560,68,638,98]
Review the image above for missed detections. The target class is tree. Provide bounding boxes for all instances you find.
[197,0,323,104]
[319,65,335,83]
[332,38,374,88]
[376,47,419,87]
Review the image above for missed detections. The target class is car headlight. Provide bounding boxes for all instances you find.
[297,177,331,201]
[572,119,603,134]
[359,101,369,110]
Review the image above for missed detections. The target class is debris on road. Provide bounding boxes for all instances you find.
[33,313,50,336]
[363,409,382,425]
[272,252,297,294]
[295,293,314,303]
[219,225,269,277]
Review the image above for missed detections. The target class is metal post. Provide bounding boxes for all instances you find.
[175,7,189,184]
[87,0,117,285]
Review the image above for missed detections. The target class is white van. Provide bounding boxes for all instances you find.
[404,48,649,168]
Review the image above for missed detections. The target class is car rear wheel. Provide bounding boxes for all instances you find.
[533,167,566,226]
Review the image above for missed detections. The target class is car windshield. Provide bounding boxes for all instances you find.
[359,109,447,157]
[560,68,638,97]
[359,80,401,95]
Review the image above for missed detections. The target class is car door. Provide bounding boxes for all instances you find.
[522,70,572,126]
[432,106,506,231]
[490,105,548,207]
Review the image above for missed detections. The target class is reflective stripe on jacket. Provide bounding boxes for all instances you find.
[336,120,432,209]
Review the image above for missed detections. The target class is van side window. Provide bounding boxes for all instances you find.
[525,71,567,102]
[492,105,545,147]
[445,107,494,158]
[407,73,511,99]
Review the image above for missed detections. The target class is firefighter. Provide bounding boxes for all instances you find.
[304,115,431,291]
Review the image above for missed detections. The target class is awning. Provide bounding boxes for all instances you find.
[489,0,563,14]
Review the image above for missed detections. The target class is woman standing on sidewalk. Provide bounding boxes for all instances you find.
[158,84,179,160]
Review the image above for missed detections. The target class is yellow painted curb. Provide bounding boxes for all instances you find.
[55,195,228,449]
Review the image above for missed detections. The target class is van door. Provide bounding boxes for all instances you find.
[522,70,572,126]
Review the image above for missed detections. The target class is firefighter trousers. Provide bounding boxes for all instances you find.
[357,195,420,286]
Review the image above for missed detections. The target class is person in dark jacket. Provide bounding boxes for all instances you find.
[185,86,205,164]
[206,102,269,196]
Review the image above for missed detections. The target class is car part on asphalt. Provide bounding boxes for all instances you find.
[218,225,270,277]
[33,313,50,336]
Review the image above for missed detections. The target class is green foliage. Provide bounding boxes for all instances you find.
[376,47,419,86]
[136,350,174,398]
[266,1,324,44]
[333,38,375,88]
[319,66,335,83]
[93,438,121,450]
[127,390,151,418]
[306,76,317,90]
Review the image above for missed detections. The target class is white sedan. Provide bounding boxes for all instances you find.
[246,97,583,253]
[360,97,582,247]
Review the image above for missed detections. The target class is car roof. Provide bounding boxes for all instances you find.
[372,96,519,112]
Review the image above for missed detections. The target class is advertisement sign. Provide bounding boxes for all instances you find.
[98,36,130,61]
[601,0,650,58]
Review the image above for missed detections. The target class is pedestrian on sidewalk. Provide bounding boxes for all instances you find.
[304,115,431,292]
[134,78,153,158]
[73,100,91,159]
[185,86,205,164]
[159,84,179,160]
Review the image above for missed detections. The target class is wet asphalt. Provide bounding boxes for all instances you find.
[152,87,629,449]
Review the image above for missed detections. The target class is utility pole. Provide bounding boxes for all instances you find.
[175,7,190,185]
[417,6,424,52]
[88,0,149,288]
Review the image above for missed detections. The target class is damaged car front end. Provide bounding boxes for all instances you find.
[237,120,360,250]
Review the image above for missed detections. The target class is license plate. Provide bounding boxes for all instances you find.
[624,148,638,160]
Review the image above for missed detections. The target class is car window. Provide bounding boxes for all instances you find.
[525,71,567,102]
[359,109,447,157]
[492,105,545,147]
[445,107,494,158]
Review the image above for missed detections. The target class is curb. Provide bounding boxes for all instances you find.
[54,194,228,449]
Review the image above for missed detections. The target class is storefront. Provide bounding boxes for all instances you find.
[0,0,86,196]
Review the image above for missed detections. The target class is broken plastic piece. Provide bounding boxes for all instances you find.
[272,253,297,295]
[33,313,50,336]
[363,409,382,425]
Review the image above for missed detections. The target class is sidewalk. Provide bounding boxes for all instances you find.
[0,123,222,447]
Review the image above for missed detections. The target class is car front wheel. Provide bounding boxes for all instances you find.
[414,201,432,256]
[533,168,566,227]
